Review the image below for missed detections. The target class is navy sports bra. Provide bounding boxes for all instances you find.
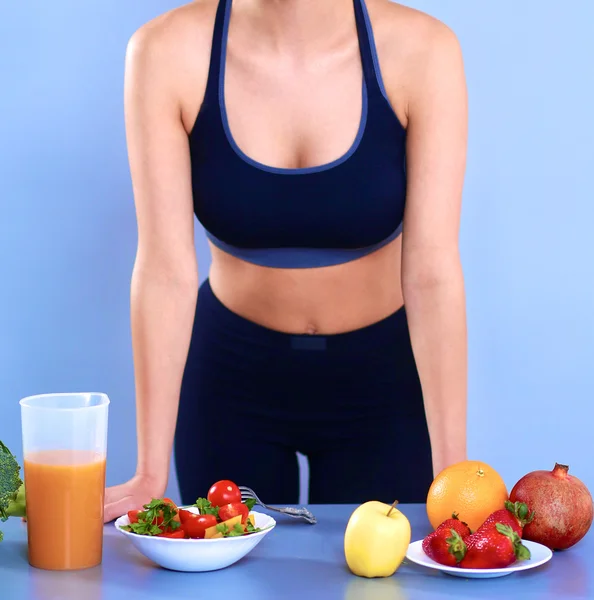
[189,0,407,269]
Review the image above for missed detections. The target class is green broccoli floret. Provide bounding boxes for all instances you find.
[0,441,26,541]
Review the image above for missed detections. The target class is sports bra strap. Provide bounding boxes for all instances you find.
[203,0,227,107]
[353,0,384,99]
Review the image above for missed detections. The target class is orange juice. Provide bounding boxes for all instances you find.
[24,450,106,570]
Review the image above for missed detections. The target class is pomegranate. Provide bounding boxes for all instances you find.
[509,463,593,550]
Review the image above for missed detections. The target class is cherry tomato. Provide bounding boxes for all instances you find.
[219,502,249,524]
[183,514,218,539]
[157,529,186,539]
[178,509,196,524]
[127,510,141,524]
[207,480,241,507]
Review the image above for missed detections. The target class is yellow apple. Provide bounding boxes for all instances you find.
[344,501,411,578]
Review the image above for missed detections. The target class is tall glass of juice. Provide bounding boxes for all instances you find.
[20,392,109,570]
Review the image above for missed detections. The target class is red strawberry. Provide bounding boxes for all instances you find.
[479,501,534,537]
[459,523,531,569]
[422,528,467,566]
[435,512,472,538]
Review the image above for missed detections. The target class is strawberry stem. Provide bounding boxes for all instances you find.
[504,500,535,526]
[446,529,467,563]
[450,511,470,528]
[495,522,532,562]
[515,542,532,562]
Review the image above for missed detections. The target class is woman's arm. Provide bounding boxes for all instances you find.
[401,23,468,477]
[104,24,198,520]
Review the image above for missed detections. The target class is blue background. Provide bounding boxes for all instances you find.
[1,0,593,505]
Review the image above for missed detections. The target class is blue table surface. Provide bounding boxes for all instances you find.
[1,504,592,600]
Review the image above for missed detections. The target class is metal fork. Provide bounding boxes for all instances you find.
[239,486,317,524]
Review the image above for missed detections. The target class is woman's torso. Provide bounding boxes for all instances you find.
[170,0,420,334]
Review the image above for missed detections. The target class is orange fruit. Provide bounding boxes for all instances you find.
[426,460,509,532]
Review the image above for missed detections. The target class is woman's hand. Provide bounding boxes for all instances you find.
[103,475,167,523]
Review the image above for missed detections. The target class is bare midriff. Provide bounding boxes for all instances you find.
[208,235,404,335]
[24,450,106,571]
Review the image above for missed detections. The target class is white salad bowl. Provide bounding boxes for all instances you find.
[115,507,276,572]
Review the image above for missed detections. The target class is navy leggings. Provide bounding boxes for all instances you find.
[174,279,433,505]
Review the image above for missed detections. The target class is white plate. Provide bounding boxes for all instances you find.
[406,539,553,579]
[115,508,276,572]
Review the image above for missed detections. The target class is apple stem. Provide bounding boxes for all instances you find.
[386,500,399,517]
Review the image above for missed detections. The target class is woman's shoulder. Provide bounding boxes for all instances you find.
[368,0,460,48]
[365,0,464,124]
[127,0,218,62]
[367,0,462,67]
[124,1,219,128]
